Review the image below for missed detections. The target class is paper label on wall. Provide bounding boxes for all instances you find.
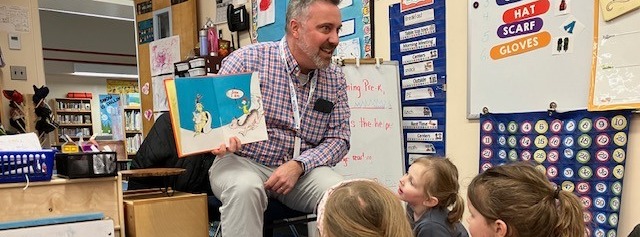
[406,132,443,142]
[551,36,574,55]
[400,37,437,52]
[336,38,361,59]
[338,0,353,9]
[403,106,433,117]
[402,120,438,129]
[401,0,434,12]
[402,74,438,89]
[339,19,356,37]
[152,75,171,111]
[406,142,436,154]
[405,87,435,100]
[404,8,434,26]
[560,15,585,35]
[399,24,436,41]
[257,0,275,28]
[555,0,571,15]
[404,60,434,76]
[0,4,29,32]
[402,49,438,65]
[149,35,180,76]
[408,153,432,164]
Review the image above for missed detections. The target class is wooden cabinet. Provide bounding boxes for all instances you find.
[124,191,208,237]
[0,176,125,237]
[52,98,93,145]
[134,0,197,137]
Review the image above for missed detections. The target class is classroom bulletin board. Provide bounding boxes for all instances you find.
[467,0,596,118]
[390,1,448,167]
[250,0,374,58]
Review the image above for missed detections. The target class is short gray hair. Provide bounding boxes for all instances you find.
[285,0,340,33]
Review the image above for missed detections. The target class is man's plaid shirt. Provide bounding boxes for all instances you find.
[218,40,351,174]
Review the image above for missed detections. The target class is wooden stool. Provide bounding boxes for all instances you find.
[120,168,186,196]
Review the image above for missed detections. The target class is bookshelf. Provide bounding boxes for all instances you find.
[98,93,143,158]
[53,98,93,144]
[123,105,142,156]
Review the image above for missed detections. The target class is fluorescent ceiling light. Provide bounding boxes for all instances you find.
[73,63,138,79]
[72,72,138,78]
[93,0,134,6]
[39,8,134,21]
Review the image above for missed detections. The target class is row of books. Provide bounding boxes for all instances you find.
[126,134,143,154]
[56,101,91,110]
[124,110,142,131]
[57,115,92,124]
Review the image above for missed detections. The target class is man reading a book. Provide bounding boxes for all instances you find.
[208,0,350,236]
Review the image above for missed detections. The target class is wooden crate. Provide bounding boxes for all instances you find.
[124,191,208,237]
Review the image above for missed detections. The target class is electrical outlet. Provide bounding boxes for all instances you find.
[10,66,27,80]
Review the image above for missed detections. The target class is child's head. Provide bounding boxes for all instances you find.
[398,157,464,223]
[467,162,585,237]
[318,179,413,237]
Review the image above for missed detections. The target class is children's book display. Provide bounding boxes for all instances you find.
[165,72,268,157]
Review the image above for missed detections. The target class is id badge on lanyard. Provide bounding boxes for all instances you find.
[279,38,317,159]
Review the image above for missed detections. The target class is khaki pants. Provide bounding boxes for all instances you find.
[209,153,343,237]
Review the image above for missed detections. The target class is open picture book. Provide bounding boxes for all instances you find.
[164,72,268,157]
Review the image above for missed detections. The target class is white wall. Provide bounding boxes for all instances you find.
[372,1,640,236]
[0,0,46,129]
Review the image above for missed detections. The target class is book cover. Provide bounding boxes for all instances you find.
[165,72,268,157]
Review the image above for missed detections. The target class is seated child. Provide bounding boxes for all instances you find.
[398,157,468,237]
[317,179,413,237]
[467,162,585,237]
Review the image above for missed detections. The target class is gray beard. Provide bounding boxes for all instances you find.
[297,37,331,69]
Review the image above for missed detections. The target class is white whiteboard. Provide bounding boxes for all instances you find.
[467,0,596,118]
[333,62,405,190]
[590,1,640,110]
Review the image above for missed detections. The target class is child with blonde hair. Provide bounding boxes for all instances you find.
[317,179,413,237]
[398,157,468,237]
[466,162,585,237]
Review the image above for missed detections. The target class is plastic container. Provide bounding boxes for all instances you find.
[189,58,206,68]
[0,150,56,183]
[175,62,190,72]
[188,67,207,77]
[55,152,117,179]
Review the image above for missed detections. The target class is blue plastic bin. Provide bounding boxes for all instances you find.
[0,150,56,183]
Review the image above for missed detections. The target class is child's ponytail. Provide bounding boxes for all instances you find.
[447,193,465,225]
[554,189,585,237]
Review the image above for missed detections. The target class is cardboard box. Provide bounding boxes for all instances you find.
[124,191,208,237]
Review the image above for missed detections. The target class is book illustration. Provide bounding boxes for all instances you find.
[165,72,268,157]
[193,94,212,136]
[230,95,263,136]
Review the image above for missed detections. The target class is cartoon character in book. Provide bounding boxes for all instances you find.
[192,94,211,136]
[230,95,263,136]
[239,97,250,115]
